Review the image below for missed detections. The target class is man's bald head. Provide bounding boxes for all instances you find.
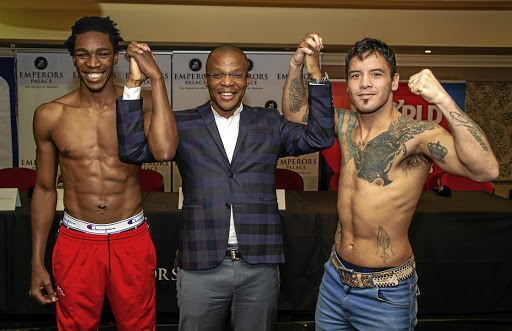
[206,44,249,72]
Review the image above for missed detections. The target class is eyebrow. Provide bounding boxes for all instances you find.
[208,67,244,72]
[74,47,112,53]
[348,68,387,75]
[370,68,386,74]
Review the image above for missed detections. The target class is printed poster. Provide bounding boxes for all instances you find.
[0,57,16,169]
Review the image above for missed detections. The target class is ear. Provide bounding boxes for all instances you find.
[391,72,400,91]
[245,74,251,87]
[114,53,118,65]
[204,74,208,87]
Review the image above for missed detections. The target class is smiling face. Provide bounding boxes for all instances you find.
[346,52,399,115]
[72,31,118,93]
[204,49,250,118]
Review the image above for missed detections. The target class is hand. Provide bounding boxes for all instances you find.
[125,41,161,88]
[408,69,452,106]
[290,33,323,78]
[30,266,57,305]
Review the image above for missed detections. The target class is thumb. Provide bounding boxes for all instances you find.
[46,284,58,302]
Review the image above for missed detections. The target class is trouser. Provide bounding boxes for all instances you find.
[52,214,156,330]
[176,251,280,331]
[315,250,419,330]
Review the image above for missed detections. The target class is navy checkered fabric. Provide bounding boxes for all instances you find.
[116,97,156,164]
[117,83,334,270]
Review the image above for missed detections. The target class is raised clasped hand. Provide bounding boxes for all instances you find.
[291,33,323,68]
[125,41,159,86]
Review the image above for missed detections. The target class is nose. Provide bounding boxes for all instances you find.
[360,74,372,89]
[220,73,235,85]
[86,55,100,68]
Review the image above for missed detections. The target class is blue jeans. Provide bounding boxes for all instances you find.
[315,252,419,330]
[176,256,280,331]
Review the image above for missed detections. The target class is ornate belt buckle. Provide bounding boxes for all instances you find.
[389,274,399,286]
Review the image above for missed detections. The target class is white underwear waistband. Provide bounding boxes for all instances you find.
[61,210,145,235]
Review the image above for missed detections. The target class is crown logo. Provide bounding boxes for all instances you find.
[427,141,447,157]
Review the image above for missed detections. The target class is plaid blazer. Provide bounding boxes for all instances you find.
[117,83,334,270]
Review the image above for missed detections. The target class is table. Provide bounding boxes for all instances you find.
[2,191,512,316]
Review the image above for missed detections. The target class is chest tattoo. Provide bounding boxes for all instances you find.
[353,116,437,186]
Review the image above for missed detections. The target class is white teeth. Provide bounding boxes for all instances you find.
[87,73,102,79]
[221,92,233,96]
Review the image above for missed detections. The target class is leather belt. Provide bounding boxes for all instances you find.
[226,249,242,261]
[330,251,415,288]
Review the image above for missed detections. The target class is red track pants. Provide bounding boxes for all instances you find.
[52,224,156,330]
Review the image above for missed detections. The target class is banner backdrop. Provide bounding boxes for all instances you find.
[0,57,16,169]
[171,51,320,191]
[17,50,77,170]
[321,81,466,190]
[16,50,173,190]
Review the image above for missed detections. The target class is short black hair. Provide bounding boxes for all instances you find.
[206,44,249,72]
[64,16,123,55]
[345,38,397,79]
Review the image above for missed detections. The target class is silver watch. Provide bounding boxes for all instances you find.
[308,73,329,84]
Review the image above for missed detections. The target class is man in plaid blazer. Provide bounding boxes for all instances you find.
[117,36,334,330]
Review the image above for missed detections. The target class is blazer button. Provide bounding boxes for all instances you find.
[229,173,234,178]
[225,203,231,209]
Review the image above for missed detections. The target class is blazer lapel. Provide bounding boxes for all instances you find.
[232,104,254,162]
[197,101,229,161]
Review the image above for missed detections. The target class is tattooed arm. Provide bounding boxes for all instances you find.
[282,33,323,124]
[408,69,499,181]
[282,59,308,124]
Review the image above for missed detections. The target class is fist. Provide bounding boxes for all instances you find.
[408,69,451,105]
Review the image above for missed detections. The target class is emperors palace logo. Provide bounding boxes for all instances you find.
[265,100,278,109]
[189,58,202,72]
[34,57,48,70]
[246,58,268,87]
[19,55,64,85]
[174,58,205,87]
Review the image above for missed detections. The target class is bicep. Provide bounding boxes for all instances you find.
[284,103,308,124]
[34,137,58,191]
[420,128,471,177]
[33,109,57,190]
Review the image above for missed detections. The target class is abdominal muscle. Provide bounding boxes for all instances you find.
[59,158,143,224]
[335,171,422,268]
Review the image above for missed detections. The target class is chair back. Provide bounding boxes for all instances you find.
[0,167,36,192]
[329,172,340,191]
[275,168,303,191]
[438,172,494,194]
[423,164,444,191]
[140,169,164,192]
